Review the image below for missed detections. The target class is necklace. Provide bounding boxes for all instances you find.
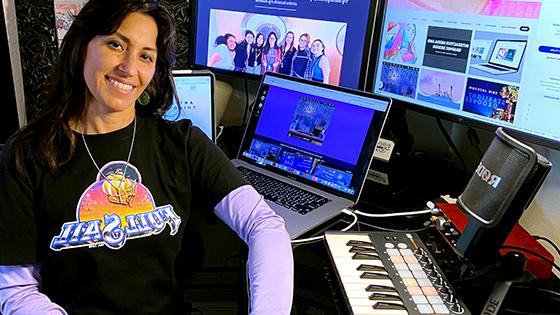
[81,118,137,192]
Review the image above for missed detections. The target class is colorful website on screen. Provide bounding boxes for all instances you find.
[373,0,560,143]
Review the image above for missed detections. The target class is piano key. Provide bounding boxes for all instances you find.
[351,305,407,315]
[369,292,402,302]
[350,246,378,254]
[352,252,380,260]
[366,284,398,293]
[347,240,375,247]
[373,302,407,310]
[357,264,386,272]
[361,272,391,280]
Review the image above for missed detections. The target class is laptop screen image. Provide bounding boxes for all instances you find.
[488,40,527,70]
[163,71,215,141]
[238,73,390,200]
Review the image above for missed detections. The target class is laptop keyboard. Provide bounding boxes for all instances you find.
[237,166,331,215]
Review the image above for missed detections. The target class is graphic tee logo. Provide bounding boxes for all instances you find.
[50,161,182,251]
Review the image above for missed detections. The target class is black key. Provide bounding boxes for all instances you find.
[357,264,385,272]
[352,253,379,260]
[372,302,407,310]
[350,246,377,254]
[369,293,402,302]
[366,284,397,293]
[346,240,374,247]
[360,272,390,280]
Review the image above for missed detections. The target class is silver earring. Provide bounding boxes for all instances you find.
[137,91,150,106]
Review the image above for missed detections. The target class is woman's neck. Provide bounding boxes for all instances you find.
[75,109,136,135]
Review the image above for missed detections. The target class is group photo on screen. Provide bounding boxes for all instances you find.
[206,9,345,85]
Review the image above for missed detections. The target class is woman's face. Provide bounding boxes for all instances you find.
[226,35,237,51]
[83,12,157,116]
[268,33,277,46]
[256,34,264,46]
[245,33,254,45]
[311,40,323,55]
[286,33,294,45]
[298,36,308,49]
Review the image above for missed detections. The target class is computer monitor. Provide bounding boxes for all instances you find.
[368,0,560,149]
[190,0,378,89]
[163,70,215,141]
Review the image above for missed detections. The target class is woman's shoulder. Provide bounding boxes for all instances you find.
[142,116,193,139]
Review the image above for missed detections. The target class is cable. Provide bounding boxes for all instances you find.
[351,200,437,218]
[533,235,560,258]
[501,286,560,315]
[467,127,484,159]
[290,208,359,245]
[510,286,560,301]
[353,208,432,218]
[436,117,468,172]
[340,208,359,231]
[502,309,559,315]
[500,245,560,273]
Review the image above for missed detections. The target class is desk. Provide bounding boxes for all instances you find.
[291,216,560,315]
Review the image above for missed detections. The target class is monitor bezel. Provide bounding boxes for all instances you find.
[189,0,380,90]
[364,0,560,151]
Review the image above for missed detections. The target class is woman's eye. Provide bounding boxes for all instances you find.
[108,40,122,49]
[141,54,154,63]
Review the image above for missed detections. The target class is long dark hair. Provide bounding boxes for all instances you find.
[263,31,279,55]
[11,0,177,175]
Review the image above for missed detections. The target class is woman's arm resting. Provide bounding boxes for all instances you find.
[214,185,294,315]
[0,264,68,315]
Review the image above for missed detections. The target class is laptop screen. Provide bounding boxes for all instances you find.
[238,73,390,199]
[163,71,215,141]
[488,40,527,69]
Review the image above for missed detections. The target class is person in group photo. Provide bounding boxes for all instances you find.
[247,32,265,75]
[0,1,293,314]
[233,29,254,72]
[261,31,282,73]
[278,31,296,75]
[309,38,331,84]
[208,32,237,70]
[291,33,312,79]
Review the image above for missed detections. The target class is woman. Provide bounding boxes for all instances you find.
[291,33,312,79]
[0,1,293,314]
[278,31,296,75]
[233,30,254,72]
[309,39,331,84]
[247,32,264,75]
[208,33,236,70]
[261,31,282,73]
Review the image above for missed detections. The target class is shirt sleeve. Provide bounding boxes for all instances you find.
[0,264,67,315]
[214,185,293,315]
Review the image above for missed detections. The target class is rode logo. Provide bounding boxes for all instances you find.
[475,162,502,188]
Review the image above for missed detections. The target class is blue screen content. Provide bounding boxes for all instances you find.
[193,0,374,89]
[163,76,214,140]
[372,0,560,146]
[241,75,386,195]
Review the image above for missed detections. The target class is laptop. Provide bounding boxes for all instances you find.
[470,40,527,75]
[232,72,391,238]
[163,69,216,141]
